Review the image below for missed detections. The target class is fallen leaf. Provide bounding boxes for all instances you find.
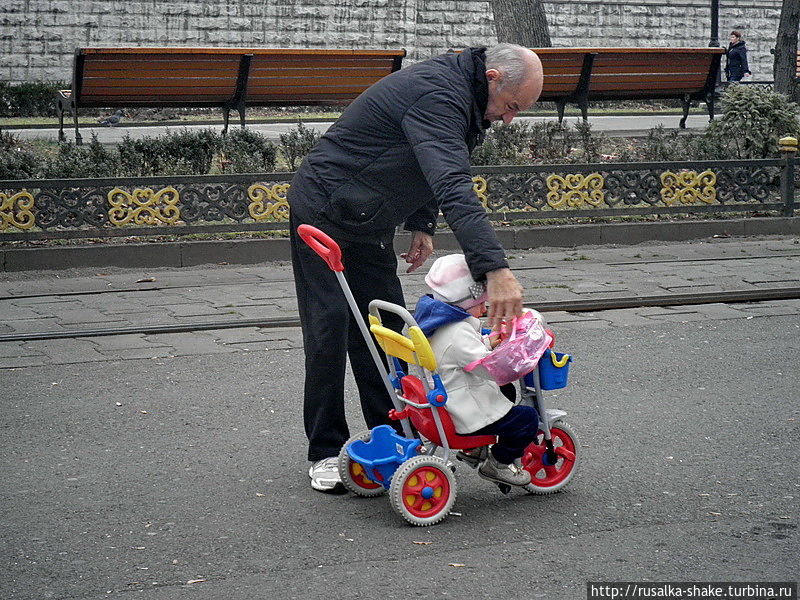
[699,493,711,497]
[255,493,265,497]
[712,233,731,239]
[186,579,207,585]
[218,262,229,266]
[709,511,722,516]
[449,563,466,568]
[413,541,433,545]
[140,410,148,414]
[136,277,156,283]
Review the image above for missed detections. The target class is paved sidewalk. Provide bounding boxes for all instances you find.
[10,113,712,145]
[1,235,798,368]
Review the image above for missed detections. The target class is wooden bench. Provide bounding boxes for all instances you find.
[535,47,725,128]
[56,47,406,144]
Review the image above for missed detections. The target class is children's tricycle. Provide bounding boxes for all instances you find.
[298,224,578,526]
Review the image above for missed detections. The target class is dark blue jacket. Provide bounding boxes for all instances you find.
[287,48,509,280]
[726,41,750,81]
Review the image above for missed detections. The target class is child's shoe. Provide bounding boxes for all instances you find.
[478,453,531,486]
[455,446,488,468]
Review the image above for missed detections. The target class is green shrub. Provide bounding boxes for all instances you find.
[0,131,41,179]
[471,122,535,165]
[706,84,800,159]
[219,128,278,173]
[40,135,121,179]
[0,81,66,117]
[279,121,320,170]
[117,129,222,176]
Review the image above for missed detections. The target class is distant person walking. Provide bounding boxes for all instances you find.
[725,30,751,82]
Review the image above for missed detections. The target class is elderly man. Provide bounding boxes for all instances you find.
[287,43,544,493]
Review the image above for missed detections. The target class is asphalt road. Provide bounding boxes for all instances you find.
[2,308,797,599]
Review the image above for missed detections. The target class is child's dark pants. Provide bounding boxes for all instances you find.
[471,405,540,464]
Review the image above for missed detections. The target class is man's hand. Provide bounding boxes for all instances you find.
[401,231,434,273]
[486,267,524,329]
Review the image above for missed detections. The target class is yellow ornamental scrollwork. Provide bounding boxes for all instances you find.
[546,173,605,209]
[660,170,717,205]
[248,183,291,222]
[0,190,36,231]
[107,187,180,226]
[472,176,488,209]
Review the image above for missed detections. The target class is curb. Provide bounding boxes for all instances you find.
[2,217,798,272]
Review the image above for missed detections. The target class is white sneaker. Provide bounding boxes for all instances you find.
[309,457,346,494]
[478,453,532,486]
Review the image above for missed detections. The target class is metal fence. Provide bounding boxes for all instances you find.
[1,154,796,242]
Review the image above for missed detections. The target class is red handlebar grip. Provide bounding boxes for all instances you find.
[297,224,344,272]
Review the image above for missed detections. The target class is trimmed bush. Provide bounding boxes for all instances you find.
[40,135,121,179]
[279,121,320,170]
[0,131,41,179]
[0,81,66,117]
[117,129,222,176]
[220,128,278,173]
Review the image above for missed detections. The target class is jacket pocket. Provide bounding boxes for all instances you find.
[326,180,387,230]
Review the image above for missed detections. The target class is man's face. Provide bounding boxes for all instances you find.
[484,54,543,124]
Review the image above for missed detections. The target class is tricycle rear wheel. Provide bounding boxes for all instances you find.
[338,431,386,497]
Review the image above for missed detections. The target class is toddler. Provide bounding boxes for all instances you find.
[413,254,540,486]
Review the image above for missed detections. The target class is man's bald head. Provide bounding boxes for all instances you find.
[484,43,543,124]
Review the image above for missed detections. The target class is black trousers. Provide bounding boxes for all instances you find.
[290,214,405,462]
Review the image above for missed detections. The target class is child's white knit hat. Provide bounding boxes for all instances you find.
[424,254,488,309]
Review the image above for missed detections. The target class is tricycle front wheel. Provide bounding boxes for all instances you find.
[522,420,578,495]
[389,455,456,526]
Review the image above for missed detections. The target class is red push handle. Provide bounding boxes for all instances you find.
[297,224,344,272]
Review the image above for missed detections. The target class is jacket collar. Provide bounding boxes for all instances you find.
[456,47,491,132]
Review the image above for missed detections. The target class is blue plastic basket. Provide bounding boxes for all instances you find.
[347,425,421,487]
[538,350,572,390]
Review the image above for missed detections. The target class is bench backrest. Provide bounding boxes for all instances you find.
[536,49,594,101]
[535,47,724,101]
[70,47,405,108]
[585,48,723,99]
[247,49,404,105]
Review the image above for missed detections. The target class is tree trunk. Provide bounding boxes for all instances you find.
[490,0,552,48]
[774,0,800,101]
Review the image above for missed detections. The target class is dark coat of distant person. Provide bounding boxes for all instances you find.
[725,32,751,82]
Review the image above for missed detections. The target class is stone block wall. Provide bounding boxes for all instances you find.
[0,0,784,84]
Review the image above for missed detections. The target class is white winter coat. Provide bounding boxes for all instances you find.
[427,315,513,434]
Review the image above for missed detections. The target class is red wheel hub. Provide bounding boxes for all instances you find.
[401,465,451,518]
[521,426,576,487]
[349,461,382,490]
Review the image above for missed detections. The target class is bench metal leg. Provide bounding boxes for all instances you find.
[706,93,716,123]
[238,104,246,129]
[579,100,589,123]
[57,101,65,142]
[72,103,82,145]
[679,96,690,129]
[222,107,230,137]
[556,101,566,124]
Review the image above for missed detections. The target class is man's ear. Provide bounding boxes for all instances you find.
[485,68,502,83]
